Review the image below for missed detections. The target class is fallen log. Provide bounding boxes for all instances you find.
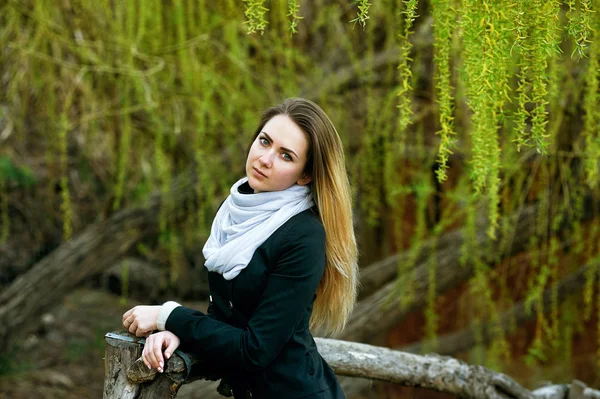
[357,225,467,300]
[0,171,196,351]
[338,205,539,343]
[403,260,592,356]
[341,260,594,397]
[103,331,600,399]
[356,148,584,302]
[103,257,162,300]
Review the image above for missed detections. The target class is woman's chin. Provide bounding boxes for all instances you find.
[246,177,262,193]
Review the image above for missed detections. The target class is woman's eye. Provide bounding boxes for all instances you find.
[282,153,292,161]
[259,137,269,146]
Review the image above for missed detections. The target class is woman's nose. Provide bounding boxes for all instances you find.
[259,151,274,167]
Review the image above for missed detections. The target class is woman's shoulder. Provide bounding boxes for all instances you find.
[262,208,324,254]
[281,208,324,237]
[269,208,326,272]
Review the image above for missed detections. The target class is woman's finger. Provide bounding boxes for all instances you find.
[135,324,146,337]
[145,336,156,369]
[164,337,179,360]
[142,343,151,369]
[153,337,165,371]
[122,307,134,322]
[122,314,132,329]
[128,319,138,335]
[149,337,160,369]
[150,336,163,369]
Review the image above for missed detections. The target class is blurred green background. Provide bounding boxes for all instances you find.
[0,0,599,398]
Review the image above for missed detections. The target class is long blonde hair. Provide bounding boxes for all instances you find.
[250,98,359,335]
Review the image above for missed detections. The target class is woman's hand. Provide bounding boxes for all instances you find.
[143,331,180,372]
[122,305,160,337]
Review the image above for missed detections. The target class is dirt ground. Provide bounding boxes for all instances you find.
[0,289,118,398]
[0,288,212,399]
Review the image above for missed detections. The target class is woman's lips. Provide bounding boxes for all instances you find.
[253,167,267,178]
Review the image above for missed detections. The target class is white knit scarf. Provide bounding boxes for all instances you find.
[202,177,314,280]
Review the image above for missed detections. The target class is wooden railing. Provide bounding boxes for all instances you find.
[103,330,600,399]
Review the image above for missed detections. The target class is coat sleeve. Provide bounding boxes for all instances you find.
[164,218,326,372]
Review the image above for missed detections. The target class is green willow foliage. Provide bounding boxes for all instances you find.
[567,0,594,58]
[430,0,455,183]
[2,0,600,375]
[396,0,418,142]
[461,0,512,239]
[350,0,372,28]
[287,0,302,35]
[243,0,269,34]
[582,4,599,188]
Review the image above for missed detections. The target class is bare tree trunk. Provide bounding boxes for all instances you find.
[103,331,600,399]
[0,172,195,351]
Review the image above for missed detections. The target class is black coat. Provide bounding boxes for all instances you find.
[165,201,345,398]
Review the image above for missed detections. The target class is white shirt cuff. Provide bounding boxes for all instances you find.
[157,301,181,331]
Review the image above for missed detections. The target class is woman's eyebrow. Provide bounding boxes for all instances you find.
[261,131,299,158]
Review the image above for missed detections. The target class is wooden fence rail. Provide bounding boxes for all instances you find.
[103,330,600,399]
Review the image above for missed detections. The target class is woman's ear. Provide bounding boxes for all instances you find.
[297,173,312,186]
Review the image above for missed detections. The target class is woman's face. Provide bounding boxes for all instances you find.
[245,114,312,193]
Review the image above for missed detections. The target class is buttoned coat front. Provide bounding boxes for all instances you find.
[165,204,345,399]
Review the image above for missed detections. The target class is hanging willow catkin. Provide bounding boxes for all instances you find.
[287,0,302,35]
[397,0,418,142]
[243,0,269,34]
[582,1,599,188]
[58,113,72,241]
[358,9,381,227]
[112,2,136,211]
[545,0,564,150]
[423,234,439,352]
[394,176,432,309]
[527,0,552,155]
[566,0,594,58]
[113,82,132,211]
[351,0,372,28]
[460,0,511,238]
[431,0,455,183]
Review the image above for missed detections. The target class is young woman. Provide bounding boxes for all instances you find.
[122,97,359,399]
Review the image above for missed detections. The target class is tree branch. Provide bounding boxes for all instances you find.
[317,338,534,399]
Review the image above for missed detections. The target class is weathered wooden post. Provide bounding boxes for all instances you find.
[103,330,204,399]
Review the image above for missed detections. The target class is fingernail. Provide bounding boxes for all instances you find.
[159,361,163,367]
[147,364,151,370]
[165,352,170,359]
[158,367,163,373]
